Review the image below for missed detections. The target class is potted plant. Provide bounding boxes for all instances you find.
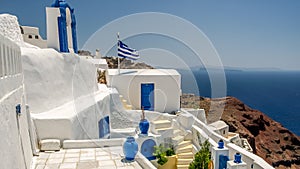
[139,107,149,135]
[189,139,213,169]
[153,144,177,169]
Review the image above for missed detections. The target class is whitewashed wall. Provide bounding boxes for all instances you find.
[21,49,98,114]
[21,47,114,142]
[0,34,32,169]
[46,7,60,51]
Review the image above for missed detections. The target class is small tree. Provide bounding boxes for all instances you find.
[189,139,211,169]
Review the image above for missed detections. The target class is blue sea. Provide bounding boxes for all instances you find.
[179,70,300,136]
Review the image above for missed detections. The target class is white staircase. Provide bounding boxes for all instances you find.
[119,95,132,110]
[151,119,195,169]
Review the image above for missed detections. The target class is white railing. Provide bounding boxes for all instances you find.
[180,109,274,169]
[0,34,22,78]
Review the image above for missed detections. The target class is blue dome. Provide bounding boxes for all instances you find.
[51,0,69,8]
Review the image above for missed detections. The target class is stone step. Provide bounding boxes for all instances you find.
[125,104,132,110]
[121,99,128,106]
[177,158,194,165]
[173,129,182,136]
[177,164,190,169]
[176,140,192,150]
[177,152,194,159]
[176,145,193,154]
[152,120,172,129]
[171,135,185,145]
[156,127,173,135]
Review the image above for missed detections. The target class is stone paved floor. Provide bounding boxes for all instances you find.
[32,146,143,169]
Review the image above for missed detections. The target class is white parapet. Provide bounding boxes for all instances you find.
[227,161,247,169]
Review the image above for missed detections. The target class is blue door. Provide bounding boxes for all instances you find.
[219,154,229,169]
[141,83,154,110]
[99,116,110,138]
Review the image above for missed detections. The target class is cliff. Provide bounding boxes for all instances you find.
[181,94,300,169]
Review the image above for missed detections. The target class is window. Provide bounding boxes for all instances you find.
[223,130,225,135]
[35,35,39,39]
[28,35,32,39]
[20,26,24,34]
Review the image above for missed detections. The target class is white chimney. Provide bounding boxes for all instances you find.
[95,49,101,58]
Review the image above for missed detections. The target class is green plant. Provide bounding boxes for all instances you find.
[153,144,175,165]
[165,146,175,156]
[189,139,211,169]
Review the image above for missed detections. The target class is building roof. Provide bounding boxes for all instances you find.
[87,59,107,65]
[208,120,228,130]
[107,69,180,76]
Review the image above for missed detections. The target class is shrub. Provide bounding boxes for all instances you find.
[153,144,175,166]
[189,139,211,169]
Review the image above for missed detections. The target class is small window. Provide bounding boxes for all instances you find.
[28,35,32,39]
[20,26,24,34]
[35,35,39,39]
[223,130,225,135]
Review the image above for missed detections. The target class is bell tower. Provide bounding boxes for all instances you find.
[46,0,78,53]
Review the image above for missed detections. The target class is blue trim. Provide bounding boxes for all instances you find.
[71,8,78,53]
[58,8,69,53]
[52,0,78,53]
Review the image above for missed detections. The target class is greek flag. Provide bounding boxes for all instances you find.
[118,40,140,60]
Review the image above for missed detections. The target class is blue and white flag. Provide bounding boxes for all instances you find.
[118,40,140,60]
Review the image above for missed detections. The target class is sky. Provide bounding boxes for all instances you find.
[0,0,299,70]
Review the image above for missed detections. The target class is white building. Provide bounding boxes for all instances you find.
[208,120,229,138]
[20,26,47,48]
[106,69,181,113]
[80,56,108,70]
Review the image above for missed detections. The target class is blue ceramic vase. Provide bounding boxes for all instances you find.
[123,136,138,161]
[234,153,242,163]
[139,119,149,135]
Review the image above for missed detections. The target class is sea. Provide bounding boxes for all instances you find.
[179,69,300,136]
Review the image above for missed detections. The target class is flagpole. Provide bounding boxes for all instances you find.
[117,32,120,75]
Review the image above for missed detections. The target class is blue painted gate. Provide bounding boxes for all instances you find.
[141,83,154,110]
[141,139,156,160]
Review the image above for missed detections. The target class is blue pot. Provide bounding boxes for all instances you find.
[218,140,224,149]
[123,136,138,161]
[139,119,149,135]
[234,153,242,163]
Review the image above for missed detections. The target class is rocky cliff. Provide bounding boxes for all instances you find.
[181,94,300,169]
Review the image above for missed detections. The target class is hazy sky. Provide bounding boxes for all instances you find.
[1,0,299,70]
